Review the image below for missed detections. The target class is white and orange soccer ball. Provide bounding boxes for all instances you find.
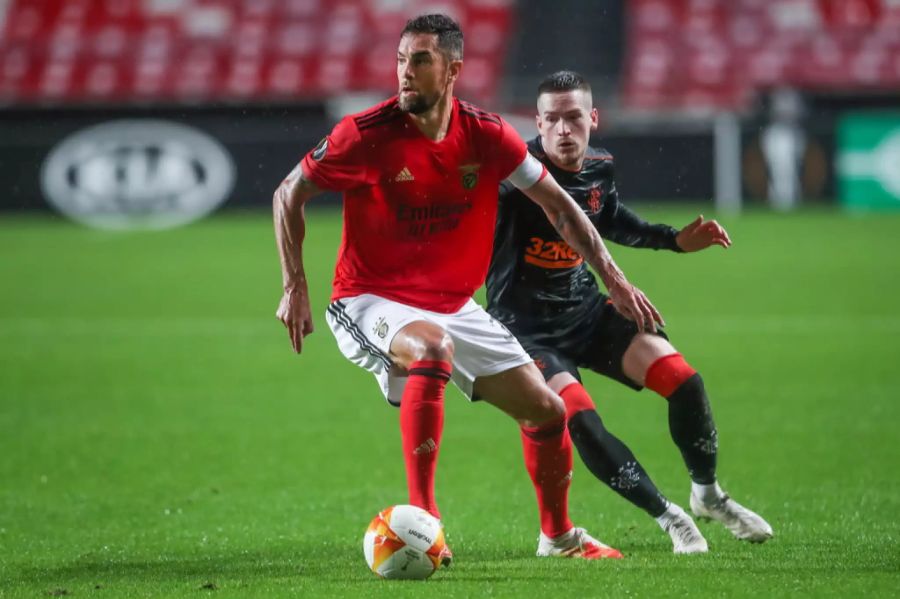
[363,504,447,580]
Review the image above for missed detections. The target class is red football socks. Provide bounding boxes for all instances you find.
[644,353,697,398]
[399,360,452,520]
[520,417,575,538]
[559,382,597,419]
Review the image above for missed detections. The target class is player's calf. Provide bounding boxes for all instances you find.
[561,382,671,518]
[399,359,452,519]
[520,416,574,538]
[644,354,718,484]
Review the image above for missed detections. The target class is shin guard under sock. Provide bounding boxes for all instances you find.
[645,354,718,484]
[561,384,669,517]
[399,360,451,519]
[520,417,574,538]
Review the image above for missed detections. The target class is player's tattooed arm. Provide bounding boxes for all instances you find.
[552,205,632,291]
[522,174,664,332]
[273,164,323,353]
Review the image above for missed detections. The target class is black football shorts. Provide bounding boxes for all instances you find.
[511,295,669,391]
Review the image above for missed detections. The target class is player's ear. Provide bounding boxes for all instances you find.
[535,114,542,131]
[447,59,462,84]
[590,107,599,131]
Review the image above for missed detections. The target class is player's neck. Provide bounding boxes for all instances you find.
[407,92,454,142]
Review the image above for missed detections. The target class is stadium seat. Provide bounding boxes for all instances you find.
[0,0,514,104]
[624,0,899,111]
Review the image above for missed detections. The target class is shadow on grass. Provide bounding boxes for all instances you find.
[15,534,828,592]
[8,551,305,587]
[6,546,586,589]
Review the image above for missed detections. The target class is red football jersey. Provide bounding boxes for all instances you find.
[301,96,531,313]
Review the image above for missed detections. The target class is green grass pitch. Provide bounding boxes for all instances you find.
[1,207,898,597]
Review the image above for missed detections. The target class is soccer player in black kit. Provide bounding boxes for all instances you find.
[486,71,773,554]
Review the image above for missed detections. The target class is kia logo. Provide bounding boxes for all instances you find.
[41,120,235,230]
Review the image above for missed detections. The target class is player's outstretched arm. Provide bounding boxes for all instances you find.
[273,163,323,354]
[675,215,732,252]
[521,174,664,332]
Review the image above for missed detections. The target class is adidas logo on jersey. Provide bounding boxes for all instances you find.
[395,167,415,182]
[413,437,437,455]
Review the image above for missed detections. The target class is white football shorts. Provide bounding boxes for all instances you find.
[325,294,532,405]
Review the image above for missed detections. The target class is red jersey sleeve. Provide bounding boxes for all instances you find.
[494,116,529,181]
[300,116,371,191]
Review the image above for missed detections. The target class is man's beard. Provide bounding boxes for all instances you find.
[551,144,583,169]
[399,91,439,115]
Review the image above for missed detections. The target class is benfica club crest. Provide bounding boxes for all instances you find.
[459,163,480,189]
[373,316,389,339]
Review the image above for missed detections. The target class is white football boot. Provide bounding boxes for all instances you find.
[656,503,708,554]
[536,527,624,559]
[690,491,774,543]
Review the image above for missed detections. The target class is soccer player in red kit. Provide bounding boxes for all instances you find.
[274,14,662,563]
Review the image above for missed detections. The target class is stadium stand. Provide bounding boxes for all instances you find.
[0,0,514,104]
[624,0,900,111]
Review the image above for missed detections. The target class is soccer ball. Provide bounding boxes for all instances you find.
[363,504,446,580]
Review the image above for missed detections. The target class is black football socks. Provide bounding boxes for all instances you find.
[568,409,669,517]
[666,373,718,485]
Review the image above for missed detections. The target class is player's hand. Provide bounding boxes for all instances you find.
[276,284,314,354]
[676,215,732,252]
[607,280,665,333]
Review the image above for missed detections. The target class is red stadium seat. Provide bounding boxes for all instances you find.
[0,0,513,104]
[624,0,899,111]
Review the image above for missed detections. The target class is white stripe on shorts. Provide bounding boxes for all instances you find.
[326,300,392,368]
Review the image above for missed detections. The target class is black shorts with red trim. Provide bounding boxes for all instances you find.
[499,294,668,391]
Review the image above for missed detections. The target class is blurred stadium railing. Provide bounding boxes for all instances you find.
[1,0,899,229]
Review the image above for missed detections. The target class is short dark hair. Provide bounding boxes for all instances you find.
[401,14,464,61]
[537,71,592,96]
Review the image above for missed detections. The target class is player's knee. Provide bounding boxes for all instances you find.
[393,322,455,364]
[417,330,455,362]
[524,389,566,426]
[623,333,678,385]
